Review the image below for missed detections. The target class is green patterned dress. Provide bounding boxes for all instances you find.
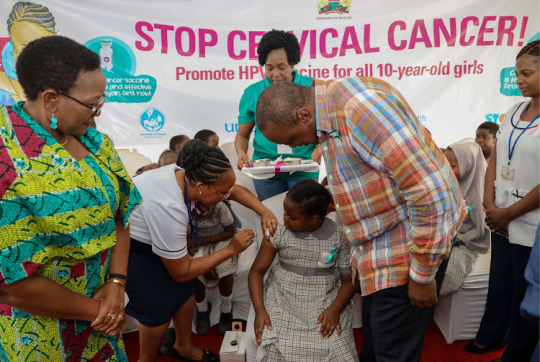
[0,102,142,361]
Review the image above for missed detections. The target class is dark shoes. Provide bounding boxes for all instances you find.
[218,312,232,336]
[195,303,212,336]
[159,327,176,355]
[170,347,219,362]
[463,340,504,354]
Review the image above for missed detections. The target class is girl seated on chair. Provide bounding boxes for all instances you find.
[188,199,239,336]
[248,180,359,361]
[441,142,489,296]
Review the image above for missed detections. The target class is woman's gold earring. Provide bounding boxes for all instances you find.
[199,190,202,195]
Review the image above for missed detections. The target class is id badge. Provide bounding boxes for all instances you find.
[501,165,515,180]
[277,144,293,154]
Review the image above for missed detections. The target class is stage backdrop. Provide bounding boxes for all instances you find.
[1,0,539,160]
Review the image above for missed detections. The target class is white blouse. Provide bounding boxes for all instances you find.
[495,101,540,247]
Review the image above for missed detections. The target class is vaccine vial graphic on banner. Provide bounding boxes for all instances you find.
[99,41,113,71]
[85,36,157,103]
[85,36,135,77]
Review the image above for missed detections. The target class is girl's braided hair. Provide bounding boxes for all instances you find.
[286,179,331,218]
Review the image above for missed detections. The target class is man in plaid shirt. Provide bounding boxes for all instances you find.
[255,77,466,361]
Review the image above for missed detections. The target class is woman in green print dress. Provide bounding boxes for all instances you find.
[0,36,141,361]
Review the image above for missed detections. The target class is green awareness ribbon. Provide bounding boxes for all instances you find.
[325,245,340,263]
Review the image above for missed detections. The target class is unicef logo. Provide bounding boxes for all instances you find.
[140,107,165,132]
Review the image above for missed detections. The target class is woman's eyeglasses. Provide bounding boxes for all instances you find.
[210,185,233,200]
[56,89,107,118]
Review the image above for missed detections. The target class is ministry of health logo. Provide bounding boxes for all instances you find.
[317,0,350,14]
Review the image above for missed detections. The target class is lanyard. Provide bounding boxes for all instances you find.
[510,102,540,129]
[184,179,198,251]
[507,111,540,165]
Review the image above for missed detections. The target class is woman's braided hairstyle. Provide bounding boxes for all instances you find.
[177,139,231,184]
[516,40,539,60]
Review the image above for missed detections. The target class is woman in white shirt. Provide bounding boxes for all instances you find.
[465,40,539,362]
[126,140,277,362]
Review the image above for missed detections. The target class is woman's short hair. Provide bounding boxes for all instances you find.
[177,139,231,184]
[286,179,331,218]
[16,35,100,100]
[257,29,301,67]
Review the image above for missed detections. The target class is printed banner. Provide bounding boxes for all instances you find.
[0,0,538,158]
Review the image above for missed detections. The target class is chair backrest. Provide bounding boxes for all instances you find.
[234,169,256,195]
[116,149,153,177]
[262,192,287,224]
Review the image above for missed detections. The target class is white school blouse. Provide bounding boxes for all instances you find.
[494,102,540,247]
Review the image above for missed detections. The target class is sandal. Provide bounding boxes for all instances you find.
[169,347,219,362]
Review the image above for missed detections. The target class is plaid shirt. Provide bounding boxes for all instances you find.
[315,78,466,295]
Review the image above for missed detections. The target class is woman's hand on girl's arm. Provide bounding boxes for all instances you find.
[229,185,278,240]
[260,209,278,241]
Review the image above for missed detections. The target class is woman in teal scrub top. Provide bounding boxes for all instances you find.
[235,29,318,201]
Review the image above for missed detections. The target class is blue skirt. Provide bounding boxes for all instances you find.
[125,238,194,327]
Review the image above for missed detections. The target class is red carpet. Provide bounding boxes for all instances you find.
[122,320,505,361]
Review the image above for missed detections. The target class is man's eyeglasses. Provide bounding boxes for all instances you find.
[210,185,234,200]
[56,89,106,117]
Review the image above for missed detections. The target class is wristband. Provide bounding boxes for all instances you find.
[106,278,127,288]
[107,273,128,282]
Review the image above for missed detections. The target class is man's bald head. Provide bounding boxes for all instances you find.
[256,81,313,131]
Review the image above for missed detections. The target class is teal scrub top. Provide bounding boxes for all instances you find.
[238,71,318,180]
